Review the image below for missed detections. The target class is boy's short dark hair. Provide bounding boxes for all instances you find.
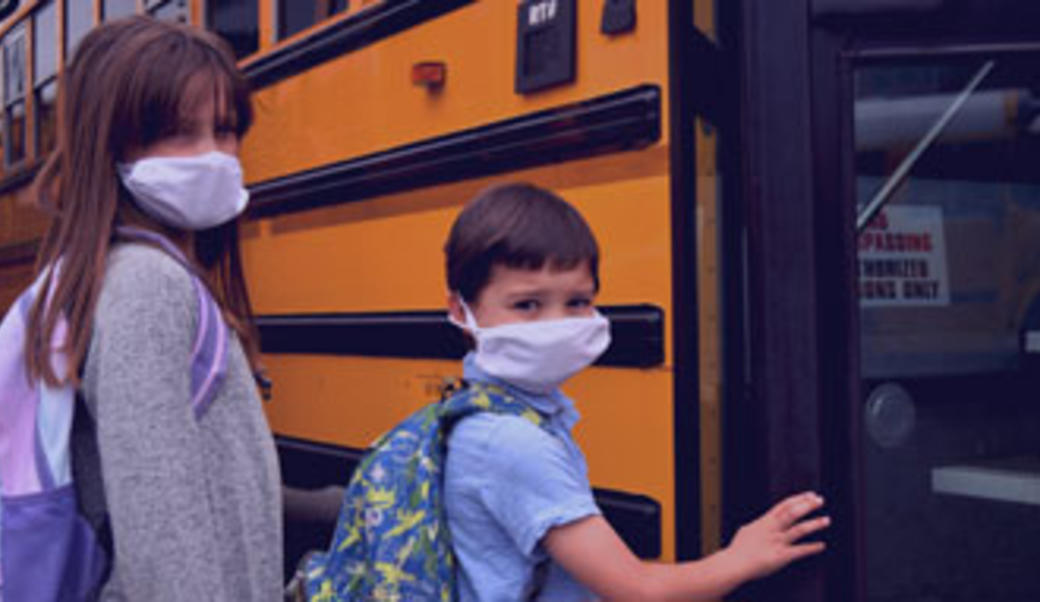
[445,183,600,303]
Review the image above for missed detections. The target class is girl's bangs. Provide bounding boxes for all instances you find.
[118,36,251,154]
[176,68,247,134]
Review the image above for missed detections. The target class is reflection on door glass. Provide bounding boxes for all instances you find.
[857,60,1040,377]
[208,0,259,59]
[35,79,57,155]
[3,24,25,167]
[33,1,56,84]
[65,0,93,60]
[148,0,188,23]
[34,2,58,156]
[103,0,137,20]
[855,56,1040,602]
[278,0,349,40]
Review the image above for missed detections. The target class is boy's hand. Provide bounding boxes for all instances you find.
[723,491,829,581]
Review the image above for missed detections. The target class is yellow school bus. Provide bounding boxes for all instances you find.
[4,1,1040,600]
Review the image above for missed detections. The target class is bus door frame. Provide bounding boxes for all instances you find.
[717,0,856,600]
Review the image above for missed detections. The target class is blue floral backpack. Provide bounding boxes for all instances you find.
[294,381,548,602]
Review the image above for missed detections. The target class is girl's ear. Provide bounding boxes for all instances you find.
[446,292,466,325]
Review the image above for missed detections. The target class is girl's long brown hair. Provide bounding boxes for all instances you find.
[27,16,261,385]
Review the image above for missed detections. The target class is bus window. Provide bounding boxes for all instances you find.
[102,0,136,20]
[854,55,1040,602]
[207,0,258,59]
[0,1,17,23]
[277,0,348,40]
[3,23,26,167]
[65,0,94,60]
[855,59,1040,377]
[147,0,188,23]
[34,0,57,156]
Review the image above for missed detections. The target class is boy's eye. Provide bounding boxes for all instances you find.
[511,299,541,312]
[567,297,593,309]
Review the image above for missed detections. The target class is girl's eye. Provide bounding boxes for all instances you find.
[512,299,541,312]
[567,297,592,309]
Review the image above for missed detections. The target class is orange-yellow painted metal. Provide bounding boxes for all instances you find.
[246,147,679,561]
[0,185,46,307]
[238,0,672,185]
[261,354,678,564]
[695,0,723,558]
[190,0,202,28]
[696,118,722,556]
[256,0,273,52]
[243,150,673,320]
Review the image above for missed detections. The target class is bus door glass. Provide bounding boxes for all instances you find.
[853,51,1040,601]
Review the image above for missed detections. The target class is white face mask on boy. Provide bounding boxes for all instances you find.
[451,300,612,394]
[117,151,249,230]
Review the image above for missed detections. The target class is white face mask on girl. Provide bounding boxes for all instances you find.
[117,151,249,231]
[451,300,612,394]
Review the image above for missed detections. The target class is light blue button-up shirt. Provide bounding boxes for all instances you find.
[444,355,601,602]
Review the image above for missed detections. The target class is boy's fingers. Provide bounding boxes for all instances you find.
[784,516,831,543]
[772,492,824,527]
[784,541,827,563]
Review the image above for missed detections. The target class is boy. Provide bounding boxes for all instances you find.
[443,183,829,601]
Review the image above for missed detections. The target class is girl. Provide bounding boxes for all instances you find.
[26,16,281,601]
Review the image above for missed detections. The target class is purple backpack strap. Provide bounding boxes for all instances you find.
[1,268,108,601]
[115,226,229,419]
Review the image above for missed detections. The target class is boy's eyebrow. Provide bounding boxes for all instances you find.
[502,287,596,299]
[502,288,549,299]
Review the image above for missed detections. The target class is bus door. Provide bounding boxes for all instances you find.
[846,44,1040,601]
[725,1,1040,599]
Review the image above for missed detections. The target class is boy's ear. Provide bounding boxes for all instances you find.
[446,292,466,324]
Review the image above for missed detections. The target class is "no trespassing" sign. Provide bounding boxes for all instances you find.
[858,205,950,307]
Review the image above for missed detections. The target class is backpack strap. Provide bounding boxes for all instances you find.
[437,381,553,600]
[114,226,228,419]
[0,270,76,497]
[438,380,547,429]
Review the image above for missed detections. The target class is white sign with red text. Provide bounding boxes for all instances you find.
[858,205,950,307]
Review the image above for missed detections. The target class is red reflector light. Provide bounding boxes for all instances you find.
[412,62,447,88]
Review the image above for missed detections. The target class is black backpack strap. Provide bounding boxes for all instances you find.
[70,392,114,588]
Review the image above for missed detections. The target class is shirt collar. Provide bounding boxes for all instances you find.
[462,353,581,431]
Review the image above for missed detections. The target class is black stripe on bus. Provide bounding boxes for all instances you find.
[246,85,662,218]
[257,305,664,368]
[244,0,475,90]
[277,435,662,559]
